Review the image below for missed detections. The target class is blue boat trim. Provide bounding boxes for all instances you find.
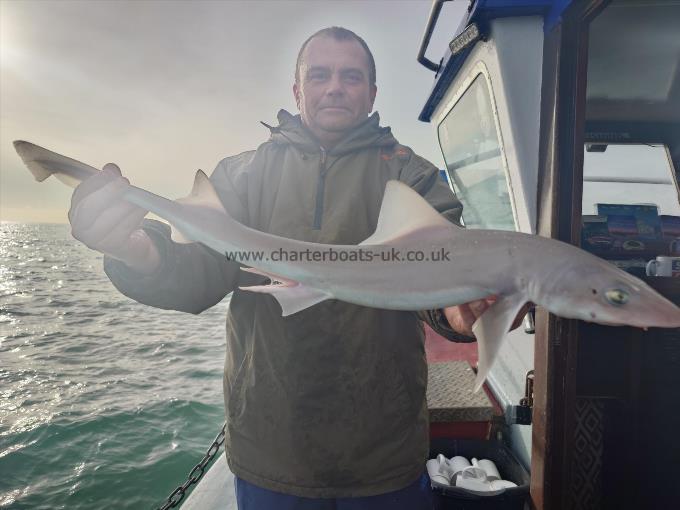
[419,0,574,123]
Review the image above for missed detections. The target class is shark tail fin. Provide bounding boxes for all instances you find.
[12,141,230,249]
[472,294,526,392]
[359,180,459,246]
[170,170,228,244]
[13,140,98,188]
[238,267,332,316]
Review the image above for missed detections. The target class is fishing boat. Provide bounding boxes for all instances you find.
[176,0,680,508]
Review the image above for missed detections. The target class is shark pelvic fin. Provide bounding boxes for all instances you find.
[171,170,228,244]
[238,267,332,316]
[169,231,191,244]
[472,294,526,392]
[359,180,458,246]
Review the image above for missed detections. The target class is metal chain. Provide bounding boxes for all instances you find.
[155,423,227,510]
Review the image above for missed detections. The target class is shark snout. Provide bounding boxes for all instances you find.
[649,304,680,328]
[626,293,680,329]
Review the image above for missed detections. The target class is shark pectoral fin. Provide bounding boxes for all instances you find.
[238,267,332,316]
[472,294,526,392]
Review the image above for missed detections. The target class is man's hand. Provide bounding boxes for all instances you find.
[69,163,160,275]
[443,297,530,338]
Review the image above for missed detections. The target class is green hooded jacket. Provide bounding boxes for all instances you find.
[104,110,471,498]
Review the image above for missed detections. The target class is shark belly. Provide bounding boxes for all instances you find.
[328,284,496,311]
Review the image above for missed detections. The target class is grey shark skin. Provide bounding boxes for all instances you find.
[15,140,680,391]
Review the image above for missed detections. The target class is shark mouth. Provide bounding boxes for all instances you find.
[238,267,299,291]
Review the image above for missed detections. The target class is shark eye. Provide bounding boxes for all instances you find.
[605,289,629,306]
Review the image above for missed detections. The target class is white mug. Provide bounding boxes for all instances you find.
[646,256,680,277]
[446,456,472,482]
[426,459,449,485]
[476,459,501,481]
[489,480,518,490]
[455,466,491,491]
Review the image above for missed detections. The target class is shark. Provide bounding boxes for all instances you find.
[14,140,680,391]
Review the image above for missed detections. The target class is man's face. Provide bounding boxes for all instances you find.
[294,36,377,147]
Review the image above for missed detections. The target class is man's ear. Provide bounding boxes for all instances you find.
[369,84,377,110]
[293,82,301,110]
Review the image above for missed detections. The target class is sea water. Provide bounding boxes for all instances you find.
[0,223,234,509]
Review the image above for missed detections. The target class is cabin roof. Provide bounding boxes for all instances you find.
[419,0,575,122]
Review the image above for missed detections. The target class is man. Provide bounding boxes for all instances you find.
[69,27,503,509]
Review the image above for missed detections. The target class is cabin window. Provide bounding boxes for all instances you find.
[438,74,515,231]
[583,144,680,216]
[582,0,680,256]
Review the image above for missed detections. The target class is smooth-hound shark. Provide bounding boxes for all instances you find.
[14,141,680,390]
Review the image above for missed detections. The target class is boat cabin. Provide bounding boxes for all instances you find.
[418,0,680,508]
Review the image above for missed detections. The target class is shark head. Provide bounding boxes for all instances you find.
[540,257,680,329]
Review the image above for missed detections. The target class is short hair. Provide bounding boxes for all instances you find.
[295,27,376,85]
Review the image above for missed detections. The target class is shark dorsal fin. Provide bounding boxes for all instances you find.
[172,170,228,243]
[176,170,225,211]
[360,180,458,245]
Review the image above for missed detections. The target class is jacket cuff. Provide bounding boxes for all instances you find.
[418,308,477,343]
[103,219,173,293]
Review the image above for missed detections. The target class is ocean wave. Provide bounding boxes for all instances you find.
[1,224,229,509]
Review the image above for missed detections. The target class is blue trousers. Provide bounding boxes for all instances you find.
[235,473,433,510]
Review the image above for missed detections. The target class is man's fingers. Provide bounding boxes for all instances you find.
[70,178,130,232]
[102,163,121,175]
[454,303,477,336]
[485,295,498,306]
[95,207,149,256]
[468,295,498,320]
[445,298,533,338]
[71,163,121,202]
[468,299,491,319]
[443,295,503,338]
[70,163,122,209]
[77,200,145,251]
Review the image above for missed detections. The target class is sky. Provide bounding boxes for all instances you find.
[0,0,469,223]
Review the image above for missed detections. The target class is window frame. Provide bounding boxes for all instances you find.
[581,142,680,216]
[436,63,520,231]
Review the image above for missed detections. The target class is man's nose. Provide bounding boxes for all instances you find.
[325,74,345,96]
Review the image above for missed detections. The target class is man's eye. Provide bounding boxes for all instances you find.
[308,72,327,81]
[344,74,362,83]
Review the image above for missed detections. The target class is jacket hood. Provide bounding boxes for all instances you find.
[264,109,397,156]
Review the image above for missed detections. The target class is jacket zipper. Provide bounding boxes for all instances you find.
[312,148,327,230]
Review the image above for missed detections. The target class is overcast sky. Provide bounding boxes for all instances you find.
[0,0,468,223]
